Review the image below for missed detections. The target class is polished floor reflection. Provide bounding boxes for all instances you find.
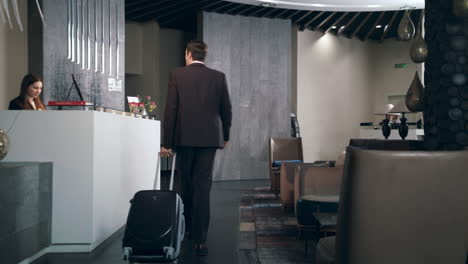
[33,180,268,264]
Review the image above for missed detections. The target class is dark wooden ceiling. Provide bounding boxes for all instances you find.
[125,0,423,42]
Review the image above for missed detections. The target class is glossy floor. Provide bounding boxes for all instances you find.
[33,180,268,264]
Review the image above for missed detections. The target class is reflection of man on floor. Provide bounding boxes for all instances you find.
[160,40,232,256]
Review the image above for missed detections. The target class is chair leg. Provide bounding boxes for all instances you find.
[304,239,308,256]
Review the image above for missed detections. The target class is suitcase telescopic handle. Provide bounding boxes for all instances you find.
[154,152,177,191]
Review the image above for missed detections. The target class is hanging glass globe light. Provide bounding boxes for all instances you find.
[398,10,416,41]
[410,16,428,63]
[405,72,425,112]
[453,0,468,17]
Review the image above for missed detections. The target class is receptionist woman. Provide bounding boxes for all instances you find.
[8,74,46,110]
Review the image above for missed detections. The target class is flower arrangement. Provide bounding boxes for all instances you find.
[139,95,157,114]
[129,101,144,114]
[128,95,157,115]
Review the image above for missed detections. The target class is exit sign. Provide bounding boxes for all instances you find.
[395,63,408,68]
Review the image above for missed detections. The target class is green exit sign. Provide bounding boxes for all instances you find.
[395,63,408,68]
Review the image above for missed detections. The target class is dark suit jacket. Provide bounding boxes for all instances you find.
[8,96,24,110]
[163,63,232,149]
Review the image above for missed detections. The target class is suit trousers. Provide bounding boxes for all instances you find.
[175,147,217,243]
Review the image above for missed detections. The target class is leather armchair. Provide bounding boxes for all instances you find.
[316,148,468,264]
[294,161,343,255]
[280,162,331,211]
[269,137,303,197]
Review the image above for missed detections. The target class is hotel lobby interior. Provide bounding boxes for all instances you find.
[1,0,468,263]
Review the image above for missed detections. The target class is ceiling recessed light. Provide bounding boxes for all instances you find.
[376,25,382,28]
[331,26,337,29]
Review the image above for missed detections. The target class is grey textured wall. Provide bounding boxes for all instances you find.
[0,162,52,264]
[203,12,291,181]
[31,0,125,110]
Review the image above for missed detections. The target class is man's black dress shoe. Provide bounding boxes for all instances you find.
[195,243,208,256]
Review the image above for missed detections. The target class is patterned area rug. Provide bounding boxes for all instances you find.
[238,187,315,264]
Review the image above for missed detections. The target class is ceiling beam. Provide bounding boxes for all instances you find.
[126,0,175,17]
[201,0,224,10]
[237,5,259,16]
[210,2,237,13]
[338,12,360,35]
[250,7,269,16]
[125,0,154,9]
[310,12,336,31]
[156,0,213,21]
[274,8,290,19]
[131,0,192,20]
[224,3,246,14]
[349,12,372,38]
[293,11,313,24]
[286,10,303,19]
[323,12,347,33]
[363,12,386,41]
[262,8,281,18]
[302,11,325,29]
[379,11,398,42]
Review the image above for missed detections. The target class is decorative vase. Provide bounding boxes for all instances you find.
[382,117,391,139]
[453,0,468,17]
[410,16,428,63]
[141,107,148,116]
[398,10,416,41]
[406,72,425,112]
[0,129,10,160]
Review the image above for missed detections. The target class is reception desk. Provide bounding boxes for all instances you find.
[0,110,160,255]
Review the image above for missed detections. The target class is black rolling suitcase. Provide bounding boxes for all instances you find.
[122,153,184,264]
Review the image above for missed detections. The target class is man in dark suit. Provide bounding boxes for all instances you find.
[160,40,232,256]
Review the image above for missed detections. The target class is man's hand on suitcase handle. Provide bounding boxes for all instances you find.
[160,147,174,157]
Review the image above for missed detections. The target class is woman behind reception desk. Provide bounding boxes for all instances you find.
[8,74,46,110]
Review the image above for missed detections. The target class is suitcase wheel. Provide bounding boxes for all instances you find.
[123,247,132,262]
[163,246,175,259]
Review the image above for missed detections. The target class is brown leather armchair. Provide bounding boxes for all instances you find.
[316,148,468,264]
[269,137,303,197]
[280,162,331,211]
[294,162,343,254]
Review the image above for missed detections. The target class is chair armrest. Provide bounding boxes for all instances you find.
[313,160,336,167]
[294,166,343,214]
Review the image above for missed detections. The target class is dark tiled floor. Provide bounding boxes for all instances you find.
[33,180,268,264]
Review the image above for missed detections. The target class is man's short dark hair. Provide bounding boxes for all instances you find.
[186,40,208,61]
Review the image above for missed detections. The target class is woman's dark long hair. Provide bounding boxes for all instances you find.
[19,74,46,110]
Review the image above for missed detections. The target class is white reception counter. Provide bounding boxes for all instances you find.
[0,111,160,255]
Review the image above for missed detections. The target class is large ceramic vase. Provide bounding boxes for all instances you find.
[406,72,425,112]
